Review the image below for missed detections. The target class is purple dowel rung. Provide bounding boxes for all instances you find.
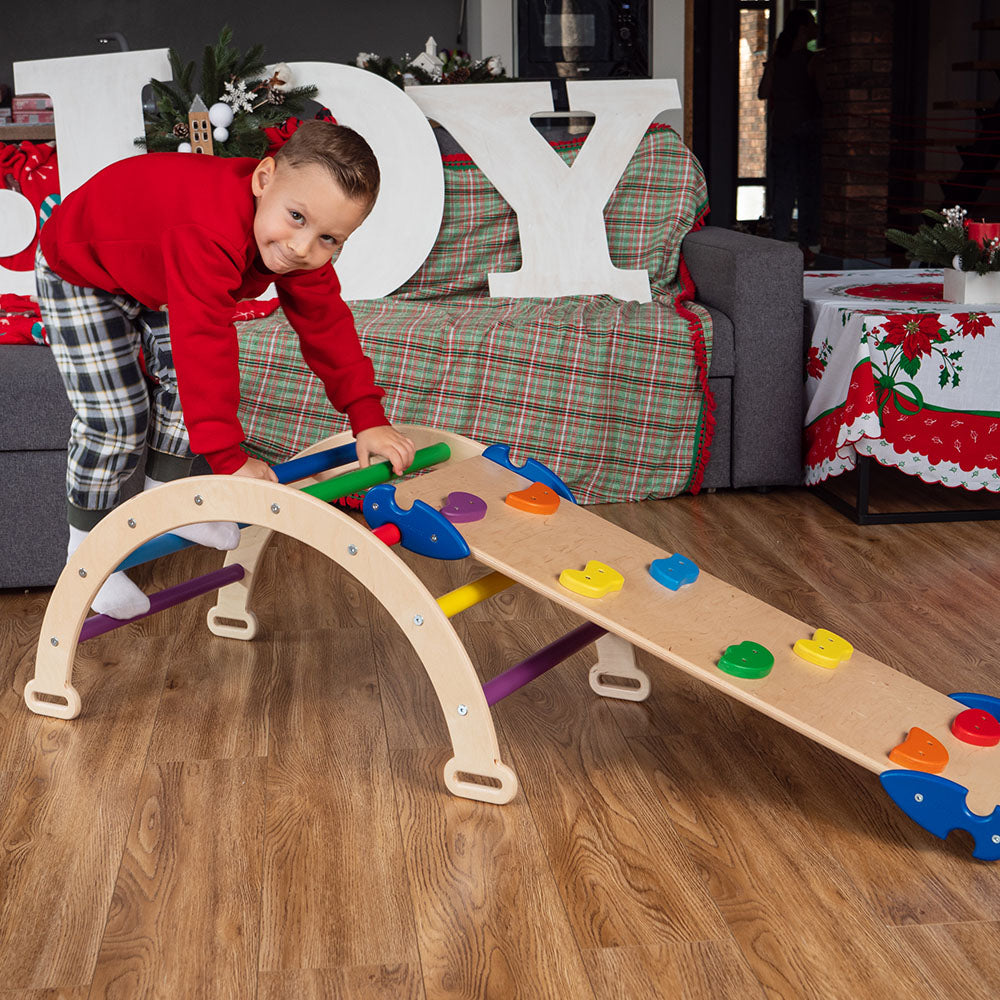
[483,621,608,706]
[79,563,246,643]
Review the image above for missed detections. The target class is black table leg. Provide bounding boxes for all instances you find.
[810,456,1000,525]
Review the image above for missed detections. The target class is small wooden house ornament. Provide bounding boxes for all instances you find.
[187,95,214,155]
[410,36,444,81]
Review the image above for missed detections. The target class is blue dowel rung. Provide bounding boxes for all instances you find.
[271,441,358,483]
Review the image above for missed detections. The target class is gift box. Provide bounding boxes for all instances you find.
[12,93,52,112]
[12,111,54,124]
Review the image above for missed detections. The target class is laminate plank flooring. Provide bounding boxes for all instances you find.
[893,921,1000,995]
[580,941,765,1000]
[0,990,91,999]
[746,720,1000,926]
[88,757,266,999]
[146,628,276,764]
[391,744,598,999]
[257,963,424,1000]
[0,636,168,990]
[1,482,999,998]
[465,621,728,950]
[626,730,943,1000]
[257,630,418,974]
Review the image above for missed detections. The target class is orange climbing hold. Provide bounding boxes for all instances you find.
[506,482,561,515]
[888,727,949,774]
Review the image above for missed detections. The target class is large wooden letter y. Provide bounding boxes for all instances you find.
[407,79,680,302]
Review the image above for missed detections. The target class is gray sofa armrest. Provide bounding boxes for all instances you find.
[681,226,805,487]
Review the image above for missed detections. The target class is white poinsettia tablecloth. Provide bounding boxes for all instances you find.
[804,268,1000,492]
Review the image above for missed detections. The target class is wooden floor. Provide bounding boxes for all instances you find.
[2,475,1000,999]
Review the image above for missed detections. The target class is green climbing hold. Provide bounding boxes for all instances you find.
[718,641,774,679]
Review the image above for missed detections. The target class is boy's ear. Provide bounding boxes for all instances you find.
[251,157,277,197]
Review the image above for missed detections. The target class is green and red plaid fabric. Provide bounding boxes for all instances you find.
[236,125,713,503]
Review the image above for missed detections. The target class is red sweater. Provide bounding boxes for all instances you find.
[40,153,387,473]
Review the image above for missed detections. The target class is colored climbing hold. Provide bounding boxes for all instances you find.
[889,727,949,774]
[649,554,699,591]
[558,560,625,599]
[440,491,488,524]
[506,482,561,515]
[717,641,774,679]
[482,443,576,501]
[951,708,1000,747]
[362,484,470,560]
[793,628,853,670]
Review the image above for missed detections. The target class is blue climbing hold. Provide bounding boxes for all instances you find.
[650,553,700,591]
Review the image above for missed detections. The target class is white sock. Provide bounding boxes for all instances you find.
[68,524,151,620]
[143,476,241,550]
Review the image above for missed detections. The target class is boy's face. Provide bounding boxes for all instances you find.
[251,157,369,274]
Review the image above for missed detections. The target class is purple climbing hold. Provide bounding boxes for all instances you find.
[440,491,488,524]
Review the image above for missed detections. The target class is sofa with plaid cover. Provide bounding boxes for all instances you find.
[0,125,803,588]
[235,124,804,503]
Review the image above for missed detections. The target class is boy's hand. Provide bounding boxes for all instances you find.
[232,456,279,482]
[355,425,417,477]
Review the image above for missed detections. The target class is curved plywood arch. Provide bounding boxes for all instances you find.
[25,444,516,804]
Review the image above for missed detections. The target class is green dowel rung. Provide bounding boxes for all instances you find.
[300,442,451,503]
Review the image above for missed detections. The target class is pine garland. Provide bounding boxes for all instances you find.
[887,209,1000,275]
[353,48,508,88]
[136,26,318,159]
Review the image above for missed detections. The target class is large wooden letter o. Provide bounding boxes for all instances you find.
[289,63,445,301]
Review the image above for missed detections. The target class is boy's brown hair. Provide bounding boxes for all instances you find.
[275,119,380,210]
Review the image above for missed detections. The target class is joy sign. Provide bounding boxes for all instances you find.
[4,53,679,302]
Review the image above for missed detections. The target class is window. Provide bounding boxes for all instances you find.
[737,3,770,221]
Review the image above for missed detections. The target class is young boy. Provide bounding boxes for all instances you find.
[36,119,415,619]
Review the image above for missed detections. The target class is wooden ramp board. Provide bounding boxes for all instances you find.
[395,455,1000,818]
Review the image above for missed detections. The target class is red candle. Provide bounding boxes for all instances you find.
[965,220,1000,245]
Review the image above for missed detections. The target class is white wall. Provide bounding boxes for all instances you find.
[650,0,685,136]
[466,0,516,78]
[0,1,463,89]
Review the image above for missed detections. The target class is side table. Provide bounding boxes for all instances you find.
[803,269,1000,524]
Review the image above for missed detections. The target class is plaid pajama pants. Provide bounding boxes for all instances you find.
[35,245,194,529]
